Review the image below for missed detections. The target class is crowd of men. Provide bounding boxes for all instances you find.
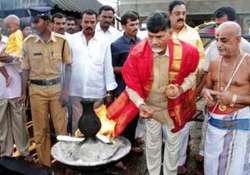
[0,0,250,175]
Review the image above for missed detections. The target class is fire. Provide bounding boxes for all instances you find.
[95,104,116,140]
[74,104,116,142]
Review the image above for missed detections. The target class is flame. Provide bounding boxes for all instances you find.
[74,104,116,141]
[95,104,116,140]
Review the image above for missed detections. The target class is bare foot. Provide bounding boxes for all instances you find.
[6,76,12,87]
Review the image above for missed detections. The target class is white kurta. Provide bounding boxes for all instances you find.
[0,65,21,99]
[68,31,117,99]
[95,23,122,44]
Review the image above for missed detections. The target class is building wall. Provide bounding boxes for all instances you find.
[0,0,49,10]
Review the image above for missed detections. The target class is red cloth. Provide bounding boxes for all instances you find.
[108,38,199,136]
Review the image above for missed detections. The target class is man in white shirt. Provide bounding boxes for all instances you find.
[0,16,29,158]
[52,13,66,35]
[52,12,72,39]
[95,5,121,44]
[66,16,77,34]
[68,9,117,132]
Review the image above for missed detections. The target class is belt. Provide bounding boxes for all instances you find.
[30,78,61,86]
[208,114,250,131]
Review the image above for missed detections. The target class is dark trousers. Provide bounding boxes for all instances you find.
[66,97,73,134]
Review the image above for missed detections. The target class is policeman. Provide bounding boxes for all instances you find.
[21,13,72,167]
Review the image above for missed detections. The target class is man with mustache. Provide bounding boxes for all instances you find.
[202,21,250,175]
[95,5,121,44]
[67,9,117,132]
[111,11,142,157]
[21,13,72,167]
[108,12,199,175]
[169,0,204,58]
[66,16,77,34]
[52,13,66,35]
[168,1,205,173]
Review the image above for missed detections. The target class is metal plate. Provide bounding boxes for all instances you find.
[51,136,131,167]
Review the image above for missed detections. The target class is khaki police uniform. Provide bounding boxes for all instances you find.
[21,32,72,166]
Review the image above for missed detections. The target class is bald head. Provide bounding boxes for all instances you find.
[4,15,20,26]
[216,21,241,37]
[4,15,20,35]
[215,21,242,58]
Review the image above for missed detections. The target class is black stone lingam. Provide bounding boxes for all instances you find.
[78,101,101,141]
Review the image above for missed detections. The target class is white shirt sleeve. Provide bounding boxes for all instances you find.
[126,87,145,108]
[240,38,250,53]
[104,44,117,91]
[202,41,217,72]
[180,69,197,92]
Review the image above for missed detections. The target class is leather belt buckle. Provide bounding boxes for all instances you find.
[30,78,60,86]
[47,80,53,86]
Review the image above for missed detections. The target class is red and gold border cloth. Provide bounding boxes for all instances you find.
[108,38,199,136]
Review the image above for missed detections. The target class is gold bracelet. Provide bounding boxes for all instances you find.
[230,94,238,107]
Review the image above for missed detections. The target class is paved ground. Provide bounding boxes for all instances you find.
[114,99,206,175]
[52,118,204,175]
[52,99,205,175]
[0,99,205,175]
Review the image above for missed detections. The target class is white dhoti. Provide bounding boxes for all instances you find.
[204,107,250,175]
[199,106,209,156]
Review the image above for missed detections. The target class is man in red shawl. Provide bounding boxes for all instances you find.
[108,12,199,175]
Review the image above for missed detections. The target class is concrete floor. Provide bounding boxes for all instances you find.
[52,112,205,175]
